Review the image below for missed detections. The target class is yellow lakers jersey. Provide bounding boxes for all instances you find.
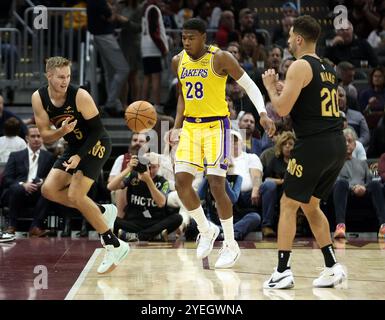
[177,45,229,118]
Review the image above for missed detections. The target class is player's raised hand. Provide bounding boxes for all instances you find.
[262,69,279,91]
[61,117,77,135]
[259,112,276,138]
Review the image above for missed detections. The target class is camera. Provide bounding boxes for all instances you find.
[132,155,149,173]
[135,162,148,173]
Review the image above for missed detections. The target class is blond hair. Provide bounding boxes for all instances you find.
[46,56,71,73]
[274,131,296,157]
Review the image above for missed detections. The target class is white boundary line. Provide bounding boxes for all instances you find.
[64,248,102,300]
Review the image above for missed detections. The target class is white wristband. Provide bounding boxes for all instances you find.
[236,72,267,115]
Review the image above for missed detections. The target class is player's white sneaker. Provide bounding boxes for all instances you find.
[97,239,130,274]
[313,263,347,288]
[263,268,295,289]
[102,204,117,230]
[196,222,220,259]
[214,240,241,268]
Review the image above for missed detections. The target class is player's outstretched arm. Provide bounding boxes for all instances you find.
[31,90,77,144]
[214,50,276,137]
[262,59,311,117]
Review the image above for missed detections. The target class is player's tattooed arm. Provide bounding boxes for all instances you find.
[31,90,77,144]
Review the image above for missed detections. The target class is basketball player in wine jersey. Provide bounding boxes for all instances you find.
[262,16,347,289]
[31,57,129,274]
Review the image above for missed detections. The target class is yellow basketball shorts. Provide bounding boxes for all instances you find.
[175,116,231,177]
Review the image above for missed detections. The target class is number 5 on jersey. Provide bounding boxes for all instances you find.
[186,81,204,100]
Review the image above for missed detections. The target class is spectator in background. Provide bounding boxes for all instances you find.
[238,112,263,156]
[198,132,261,241]
[107,155,182,241]
[176,0,198,27]
[378,152,385,183]
[0,117,27,163]
[194,1,212,26]
[266,45,283,74]
[367,115,385,158]
[273,15,295,49]
[341,115,367,160]
[215,11,238,49]
[87,0,130,117]
[336,61,359,108]
[349,0,380,39]
[359,67,385,114]
[1,126,55,237]
[282,1,299,18]
[118,0,143,103]
[141,0,169,112]
[209,0,232,29]
[324,21,379,68]
[260,131,296,237]
[367,14,385,49]
[0,94,27,139]
[338,86,370,148]
[333,127,385,239]
[239,30,266,74]
[108,132,148,218]
[279,56,294,80]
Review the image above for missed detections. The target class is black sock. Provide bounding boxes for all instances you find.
[321,244,337,268]
[101,230,120,247]
[277,250,291,273]
[97,204,105,214]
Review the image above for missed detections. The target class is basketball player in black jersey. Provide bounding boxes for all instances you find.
[261,16,347,289]
[31,57,129,274]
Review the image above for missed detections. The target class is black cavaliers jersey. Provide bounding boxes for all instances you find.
[38,84,107,147]
[290,55,343,139]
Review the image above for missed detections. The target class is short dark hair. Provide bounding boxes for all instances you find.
[183,18,207,34]
[4,117,21,137]
[292,15,321,42]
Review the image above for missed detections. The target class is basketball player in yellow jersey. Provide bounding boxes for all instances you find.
[169,18,275,268]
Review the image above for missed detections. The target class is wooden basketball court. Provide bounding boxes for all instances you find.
[1,236,384,300]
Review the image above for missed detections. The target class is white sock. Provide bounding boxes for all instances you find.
[188,206,210,233]
[220,217,235,243]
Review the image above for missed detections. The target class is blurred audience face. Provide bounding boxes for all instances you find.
[282,16,294,34]
[182,29,206,58]
[239,9,254,31]
[340,68,355,85]
[47,66,71,95]
[336,22,354,44]
[0,95,4,116]
[226,96,237,119]
[220,11,235,31]
[268,47,283,70]
[238,113,255,137]
[280,58,293,78]
[26,127,43,152]
[281,138,294,158]
[227,80,244,99]
[282,3,298,17]
[241,32,257,52]
[227,44,241,61]
[344,132,356,156]
[149,163,160,178]
[372,70,385,88]
[231,135,243,158]
[338,86,347,112]
[130,133,148,154]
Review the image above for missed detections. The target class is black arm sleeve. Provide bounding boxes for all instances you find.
[76,115,105,159]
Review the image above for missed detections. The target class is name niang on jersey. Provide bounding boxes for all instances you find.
[180,67,208,79]
[130,194,158,207]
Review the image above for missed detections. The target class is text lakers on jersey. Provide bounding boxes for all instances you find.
[177,45,229,118]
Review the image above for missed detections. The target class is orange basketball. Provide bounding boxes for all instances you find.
[124,100,157,133]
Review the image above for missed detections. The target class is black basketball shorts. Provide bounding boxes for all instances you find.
[283,133,346,203]
[53,136,112,181]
